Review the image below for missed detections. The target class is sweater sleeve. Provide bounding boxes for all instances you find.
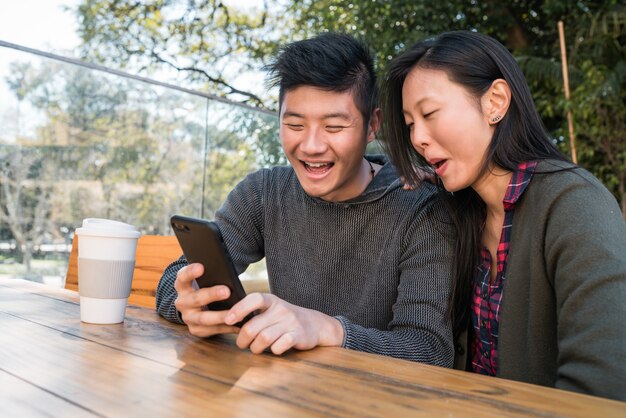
[545,175,626,400]
[155,170,267,324]
[337,196,455,367]
[155,255,187,324]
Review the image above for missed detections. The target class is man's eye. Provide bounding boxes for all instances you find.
[285,124,304,131]
[326,126,346,133]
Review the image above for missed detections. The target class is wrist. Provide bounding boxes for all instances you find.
[320,315,345,347]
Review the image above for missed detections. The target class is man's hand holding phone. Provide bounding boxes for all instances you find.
[170,215,344,353]
[175,262,345,353]
[223,293,345,355]
[174,263,241,337]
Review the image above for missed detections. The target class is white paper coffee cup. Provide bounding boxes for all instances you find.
[75,218,141,324]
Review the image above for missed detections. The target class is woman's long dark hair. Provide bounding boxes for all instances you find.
[381,31,568,339]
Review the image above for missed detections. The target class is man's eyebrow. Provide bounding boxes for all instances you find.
[282,111,352,120]
[322,112,352,121]
[282,111,304,119]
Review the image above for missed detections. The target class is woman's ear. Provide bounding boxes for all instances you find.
[366,108,382,143]
[483,79,511,125]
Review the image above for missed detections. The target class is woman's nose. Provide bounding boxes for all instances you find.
[410,125,430,151]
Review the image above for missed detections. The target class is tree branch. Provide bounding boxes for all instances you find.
[147,50,266,107]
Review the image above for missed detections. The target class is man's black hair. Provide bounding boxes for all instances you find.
[266,32,378,123]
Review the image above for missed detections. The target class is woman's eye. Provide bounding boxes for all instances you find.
[423,110,437,119]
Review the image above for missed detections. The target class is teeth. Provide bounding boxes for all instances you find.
[306,162,328,168]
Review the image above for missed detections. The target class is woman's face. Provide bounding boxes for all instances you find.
[402,67,495,192]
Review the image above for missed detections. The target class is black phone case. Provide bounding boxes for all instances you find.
[170,215,247,312]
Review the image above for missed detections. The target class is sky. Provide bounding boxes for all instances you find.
[0,0,262,53]
[0,0,269,102]
[0,1,79,140]
[0,0,81,52]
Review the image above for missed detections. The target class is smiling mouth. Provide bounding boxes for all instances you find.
[302,161,334,174]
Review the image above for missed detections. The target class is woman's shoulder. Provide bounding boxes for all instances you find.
[532,160,612,197]
[527,159,623,224]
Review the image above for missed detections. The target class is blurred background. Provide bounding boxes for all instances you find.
[0,0,624,286]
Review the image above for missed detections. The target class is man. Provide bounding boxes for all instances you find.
[156,33,454,366]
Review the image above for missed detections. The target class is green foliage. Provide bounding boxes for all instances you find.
[1,56,273,261]
[0,146,55,273]
[76,0,282,107]
[564,4,626,213]
[72,0,626,214]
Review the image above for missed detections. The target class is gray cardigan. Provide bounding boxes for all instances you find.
[157,156,455,366]
[455,160,626,401]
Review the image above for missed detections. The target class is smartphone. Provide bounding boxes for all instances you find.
[170,215,248,315]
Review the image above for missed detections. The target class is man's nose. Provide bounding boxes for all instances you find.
[300,127,328,154]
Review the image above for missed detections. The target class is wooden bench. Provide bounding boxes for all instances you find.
[65,235,269,308]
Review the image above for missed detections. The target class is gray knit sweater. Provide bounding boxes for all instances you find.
[156,156,455,366]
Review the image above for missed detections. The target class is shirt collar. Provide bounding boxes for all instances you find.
[503,161,537,209]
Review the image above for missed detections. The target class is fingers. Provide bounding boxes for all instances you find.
[400,176,418,190]
[174,283,231,313]
[174,263,204,293]
[236,320,297,355]
[178,294,239,338]
[186,300,241,336]
[235,313,280,351]
[224,292,269,326]
[414,167,437,184]
[269,333,298,355]
[190,293,336,355]
[231,296,321,355]
[183,306,230,328]
[241,323,287,354]
[231,294,283,351]
[173,262,238,338]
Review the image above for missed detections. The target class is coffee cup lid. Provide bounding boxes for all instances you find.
[75,218,141,239]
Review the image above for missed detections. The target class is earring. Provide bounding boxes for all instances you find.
[491,114,502,123]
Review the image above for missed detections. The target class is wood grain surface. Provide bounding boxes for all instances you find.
[1,278,624,417]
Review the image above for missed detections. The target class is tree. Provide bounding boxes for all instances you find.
[75,0,284,108]
[567,5,626,215]
[1,54,276,278]
[73,0,625,216]
[74,1,596,106]
[0,147,54,275]
[510,3,625,216]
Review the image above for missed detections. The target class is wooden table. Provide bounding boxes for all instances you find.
[1,278,624,417]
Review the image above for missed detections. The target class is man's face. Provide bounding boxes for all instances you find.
[280,86,378,202]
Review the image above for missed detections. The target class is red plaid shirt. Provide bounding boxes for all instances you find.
[469,161,537,375]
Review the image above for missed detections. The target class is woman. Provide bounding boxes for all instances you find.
[382,30,626,401]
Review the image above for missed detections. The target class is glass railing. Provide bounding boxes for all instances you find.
[0,41,281,287]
